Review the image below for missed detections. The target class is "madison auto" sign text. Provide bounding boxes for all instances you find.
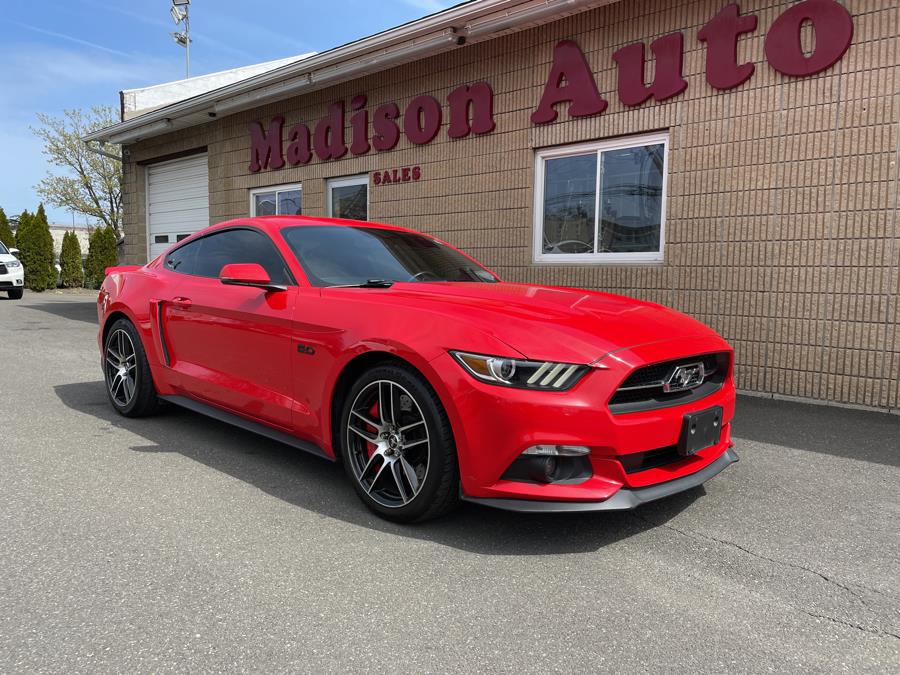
[248,0,853,173]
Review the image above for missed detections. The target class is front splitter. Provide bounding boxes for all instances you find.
[461,447,739,513]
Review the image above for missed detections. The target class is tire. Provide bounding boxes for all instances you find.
[7,288,23,300]
[103,318,162,417]
[339,364,459,523]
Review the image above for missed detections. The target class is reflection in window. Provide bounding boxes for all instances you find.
[328,175,368,221]
[599,145,663,253]
[282,226,497,287]
[251,184,301,216]
[542,153,596,255]
[535,134,667,262]
[254,192,276,216]
[278,189,301,215]
[193,229,289,283]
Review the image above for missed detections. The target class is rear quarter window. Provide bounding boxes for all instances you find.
[163,239,200,275]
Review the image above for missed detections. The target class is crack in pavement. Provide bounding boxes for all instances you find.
[799,610,900,641]
[633,513,900,642]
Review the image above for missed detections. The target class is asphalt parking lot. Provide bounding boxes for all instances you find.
[1,291,898,673]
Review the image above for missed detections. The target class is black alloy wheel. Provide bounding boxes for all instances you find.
[103,318,161,417]
[340,364,459,522]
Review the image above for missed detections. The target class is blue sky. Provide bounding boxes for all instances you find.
[0,0,453,224]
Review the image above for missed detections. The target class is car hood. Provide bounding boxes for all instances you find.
[0,253,19,265]
[378,282,721,363]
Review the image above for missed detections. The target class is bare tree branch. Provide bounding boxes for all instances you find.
[31,107,122,233]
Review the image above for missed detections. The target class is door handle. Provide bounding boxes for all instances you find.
[172,296,192,307]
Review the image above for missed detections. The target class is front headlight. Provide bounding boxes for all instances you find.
[4,260,21,268]
[450,351,588,391]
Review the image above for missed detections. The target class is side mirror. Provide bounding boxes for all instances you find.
[8,248,19,257]
[219,263,285,292]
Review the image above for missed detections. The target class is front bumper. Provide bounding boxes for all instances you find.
[430,333,737,506]
[0,266,24,289]
[462,447,739,512]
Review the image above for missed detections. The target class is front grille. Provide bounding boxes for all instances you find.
[609,352,729,414]
[0,281,13,288]
[0,264,7,274]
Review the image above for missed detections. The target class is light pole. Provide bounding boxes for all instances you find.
[170,0,192,78]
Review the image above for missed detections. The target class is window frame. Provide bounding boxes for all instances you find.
[532,131,669,265]
[161,225,297,285]
[326,174,369,220]
[249,183,302,217]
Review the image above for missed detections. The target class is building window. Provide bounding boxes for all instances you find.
[533,132,668,263]
[327,174,368,221]
[250,184,302,217]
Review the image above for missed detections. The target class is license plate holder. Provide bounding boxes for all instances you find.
[678,406,723,456]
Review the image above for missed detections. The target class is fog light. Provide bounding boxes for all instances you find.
[523,444,589,457]
[529,456,556,483]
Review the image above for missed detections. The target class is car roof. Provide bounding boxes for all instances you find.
[213,215,416,235]
[151,214,497,281]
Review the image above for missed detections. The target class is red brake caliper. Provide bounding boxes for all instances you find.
[365,400,380,459]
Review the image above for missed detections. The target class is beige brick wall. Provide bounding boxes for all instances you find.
[123,0,900,410]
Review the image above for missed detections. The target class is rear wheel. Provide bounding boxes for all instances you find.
[340,364,459,522]
[103,318,161,417]
[7,288,22,300]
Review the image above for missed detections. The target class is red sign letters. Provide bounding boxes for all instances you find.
[249,1,853,173]
[373,166,422,186]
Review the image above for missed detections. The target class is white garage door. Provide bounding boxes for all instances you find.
[146,153,209,260]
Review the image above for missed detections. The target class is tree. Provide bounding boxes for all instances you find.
[0,208,14,249]
[32,106,122,234]
[13,210,29,251]
[84,225,118,289]
[60,230,84,288]
[15,205,55,291]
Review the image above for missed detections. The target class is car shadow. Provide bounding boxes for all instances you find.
[19,299,98,324]
[54,380,703,555]
[733,394,900,468]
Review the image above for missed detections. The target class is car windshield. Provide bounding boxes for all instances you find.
[281,226,498,287]
[0,241,8,255]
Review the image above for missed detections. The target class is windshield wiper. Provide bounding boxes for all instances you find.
[328,279,395,288]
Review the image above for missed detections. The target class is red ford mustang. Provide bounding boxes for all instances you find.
[98,216,737,522]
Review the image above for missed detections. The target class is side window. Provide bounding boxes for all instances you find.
[194,229,290,284]
[163,239,201,275]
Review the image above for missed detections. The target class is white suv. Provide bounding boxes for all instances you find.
[0,241,24,299]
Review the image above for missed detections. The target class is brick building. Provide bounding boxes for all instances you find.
[86,0,899,411]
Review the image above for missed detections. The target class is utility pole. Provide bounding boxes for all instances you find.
[184,6,190,78]
[170,0,192,79]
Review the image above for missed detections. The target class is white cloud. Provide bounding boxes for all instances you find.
[12,21,134,58]
[86,1,260,63]
[0,43,178,116]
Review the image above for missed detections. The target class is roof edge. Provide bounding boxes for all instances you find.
[85,0,615,145]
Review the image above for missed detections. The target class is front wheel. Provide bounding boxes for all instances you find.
[7,288,23,300]
[340,364,459,523]
[103,318,161,417]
